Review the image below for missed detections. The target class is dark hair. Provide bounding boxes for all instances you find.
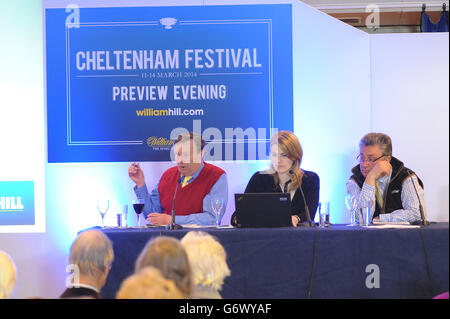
[174,132,205,151]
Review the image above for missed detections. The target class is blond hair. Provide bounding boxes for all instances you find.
[181,231,230,291]
[116,267,184,299]
[0,251,17,299]
[136,236,192,297]
[270,130,304,191]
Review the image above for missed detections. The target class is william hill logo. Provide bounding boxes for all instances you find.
[0,181,34,225]
[146,136,174,148]
[0,196,24,211]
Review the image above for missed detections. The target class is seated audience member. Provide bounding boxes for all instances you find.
[60,229,114,299]
[0,251,17,299]
[128,132,228,226]
[347,132,426,223]
[116,266,184,299]
[181,231,231,299]
[135,236,192,298]
[232,130,320,227]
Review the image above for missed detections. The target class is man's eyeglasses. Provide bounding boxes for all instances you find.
[357,154,386,163]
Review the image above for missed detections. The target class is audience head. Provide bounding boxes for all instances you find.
[181,231,230,293]
[173,132,205,175]
[136,236,192,297]
[0,250,17,299]
[358,133,392,177]
[269,130,304,189]
[116,266,184,299]
[68,229,114,289]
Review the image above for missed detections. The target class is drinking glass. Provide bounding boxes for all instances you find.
[359,199,374,227]
[211,197,224,228]
[96,199,109,228]
[117,204,128,228]
[345,194,358,226]
[359,207,371,226]
[133,199,145,228]
[319,202,330,228]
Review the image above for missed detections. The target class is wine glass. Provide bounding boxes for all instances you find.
[211,197,224,228]
[345,194,358,226]
[97,199,110,228]
[133,199,145,228]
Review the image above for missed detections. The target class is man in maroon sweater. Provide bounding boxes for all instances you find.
[128,132,228,226]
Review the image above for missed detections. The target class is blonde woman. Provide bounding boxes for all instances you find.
[181,231,230,299]
[233,131,320,227]
[116,267,184,299]
[0,251,17,299]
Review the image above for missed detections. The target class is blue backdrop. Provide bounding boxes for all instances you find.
[46,4,293,162]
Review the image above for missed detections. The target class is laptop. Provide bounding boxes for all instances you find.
[234,193,292,228]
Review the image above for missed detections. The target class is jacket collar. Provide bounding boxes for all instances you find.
[351,156,404,185]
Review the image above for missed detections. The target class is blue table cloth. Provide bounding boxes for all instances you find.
[100,223,449,299]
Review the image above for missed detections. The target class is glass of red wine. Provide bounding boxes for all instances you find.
[133,199,145,228]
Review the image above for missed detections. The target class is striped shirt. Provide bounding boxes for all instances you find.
[346,170,426,223]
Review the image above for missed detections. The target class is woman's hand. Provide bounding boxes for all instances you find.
[292,215,300,227]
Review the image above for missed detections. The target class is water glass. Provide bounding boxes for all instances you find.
[211,197,224,228]
[319,202,330,228]
[117,204,128,228]
[360,207,371,227]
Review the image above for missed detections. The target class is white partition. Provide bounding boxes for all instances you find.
[0,0,46,299]
[370,33,449,222]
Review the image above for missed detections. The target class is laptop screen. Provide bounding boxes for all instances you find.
[234,193,292,228]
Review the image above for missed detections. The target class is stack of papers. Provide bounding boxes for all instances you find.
[182,224,235,229]
[365,222,421,229]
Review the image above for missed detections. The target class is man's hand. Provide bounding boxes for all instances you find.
[146,213,171,226]
[128,162,145,188]
[365,161,392,186]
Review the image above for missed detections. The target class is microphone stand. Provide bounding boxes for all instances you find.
[405,169,429,226]
[167,179,183,230]
[290,170,314,227]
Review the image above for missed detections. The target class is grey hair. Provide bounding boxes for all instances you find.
[359,133,392,156]
[69,230,114,277]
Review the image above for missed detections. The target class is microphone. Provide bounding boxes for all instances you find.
[289,170,314,227]
[404,169,429,226]
[167,178,183,230]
